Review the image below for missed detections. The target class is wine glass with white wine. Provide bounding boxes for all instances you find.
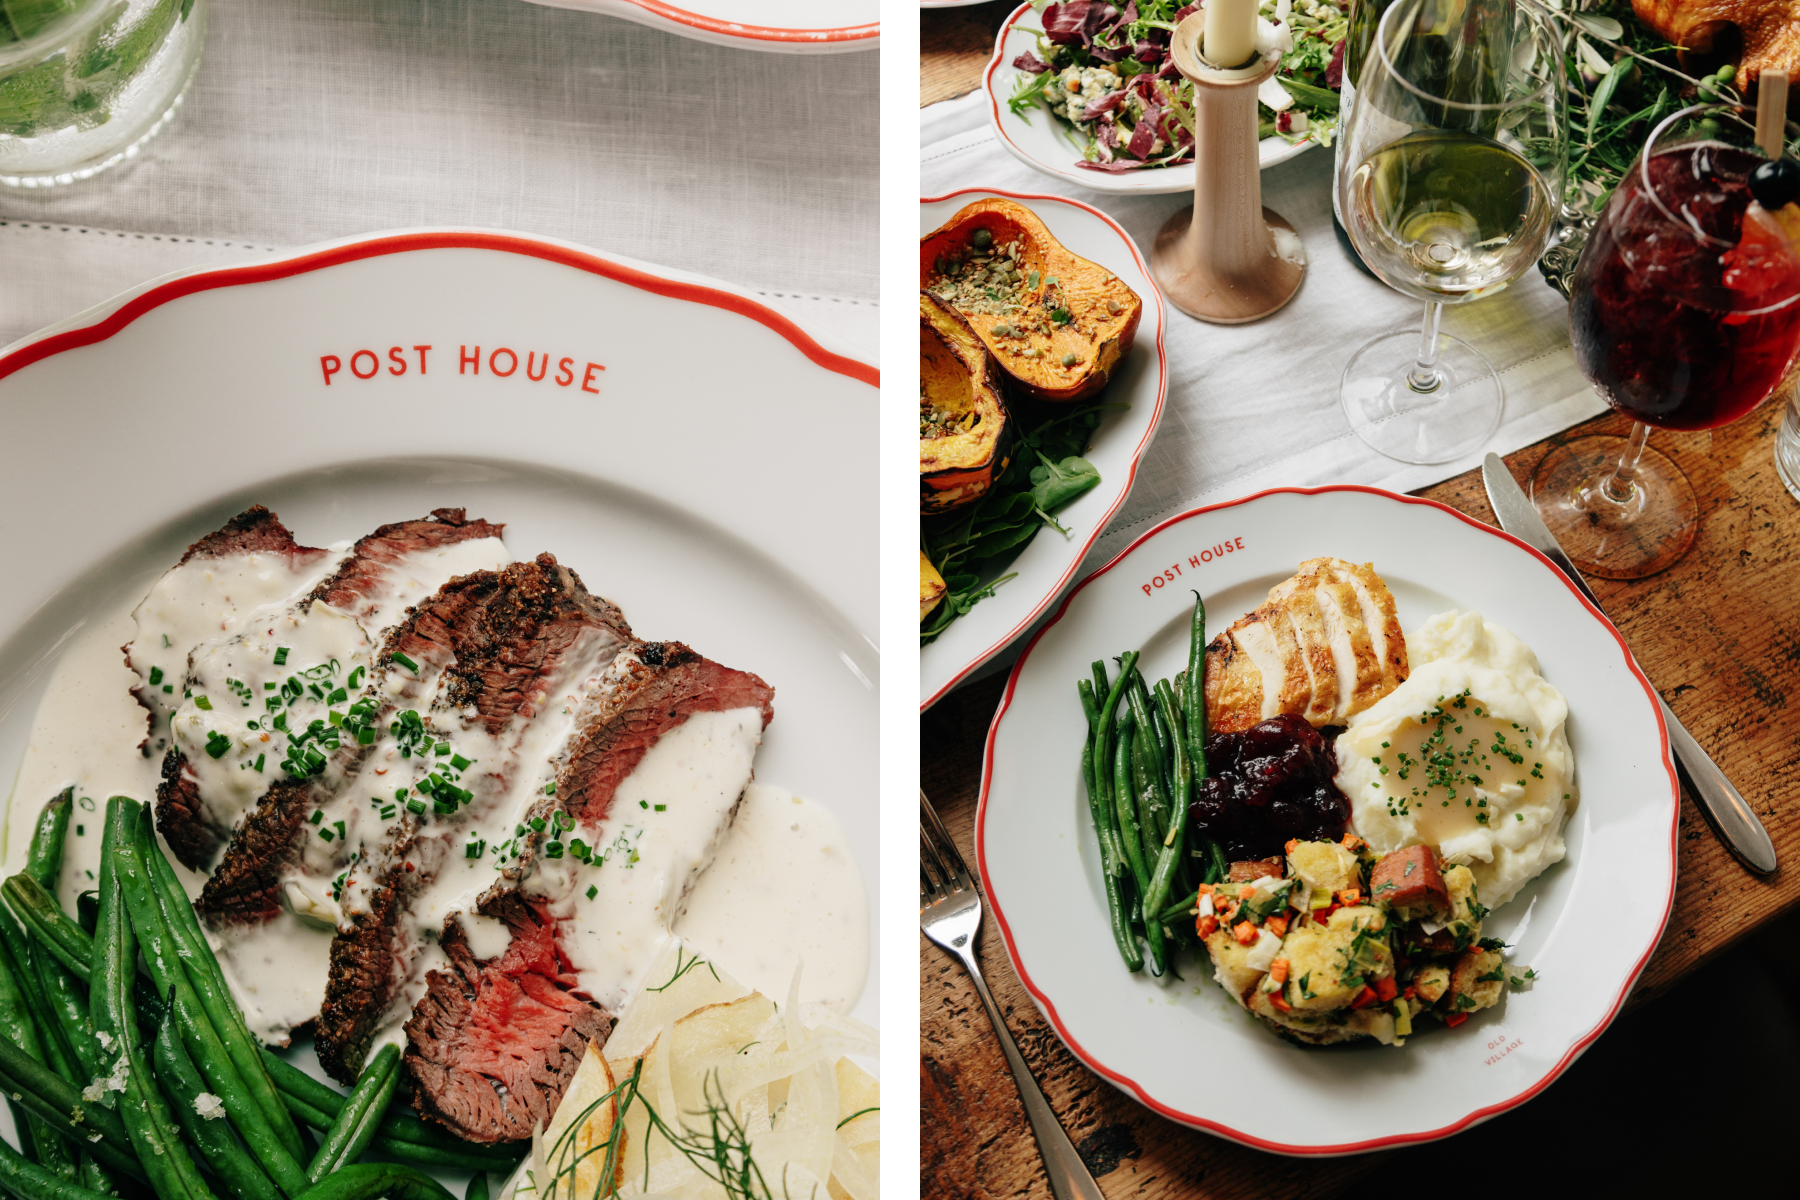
[1336,0,1567,464]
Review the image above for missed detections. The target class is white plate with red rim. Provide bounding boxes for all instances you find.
[985,2,1316,194]
[978,485,1677,1153]
[0,229,878,1170]
[920,188,1166,710]
[527,0,877,53]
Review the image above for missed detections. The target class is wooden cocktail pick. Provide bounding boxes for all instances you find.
[1149,11,1306,324]
[1757,69,1789,159]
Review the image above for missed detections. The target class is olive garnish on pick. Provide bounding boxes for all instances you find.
[1750,157,1800,210]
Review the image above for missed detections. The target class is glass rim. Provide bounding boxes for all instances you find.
[1637,103,1787,251]
[0,0,120,72]
[1372,0,1558,113]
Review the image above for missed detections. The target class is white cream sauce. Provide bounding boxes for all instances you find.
[3,532,869,1051]
[674,782,867,1012]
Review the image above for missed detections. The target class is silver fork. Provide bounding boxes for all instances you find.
[921,791,1106,1200]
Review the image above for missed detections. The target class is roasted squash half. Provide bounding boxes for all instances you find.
[921,291,1012,515]
[921,197,1142,404]
[920,551,948,623]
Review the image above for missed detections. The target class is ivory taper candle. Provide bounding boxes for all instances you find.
[1202,0,1258,68]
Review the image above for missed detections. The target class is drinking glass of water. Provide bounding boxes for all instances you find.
[0,0,207,187]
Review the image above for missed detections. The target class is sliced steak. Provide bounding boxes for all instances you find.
[558,641,775,826]
[314,554,631,1082]
[156,509,508,873]
[404,895,612,1144]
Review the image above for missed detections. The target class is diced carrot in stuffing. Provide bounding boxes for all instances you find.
[1238,884,1256,900]
[1233,921,1258,946]
[1374,976,1397,1002]
[1269,958,1290,984]
[1196,915,1219,938]
[1229,857,1284,883]
[1341,833,1364,852]
[1265,915,1290,938]
[1350,986,1378,1009]
[1402,986,1416,1001]
[1369,844,1449,913]
[1335,888,1362,906]
[1284,839,1299,856]
[1446,1012,1469,1028]
[1268,990,1291,1013]
[1311,904,1339,924]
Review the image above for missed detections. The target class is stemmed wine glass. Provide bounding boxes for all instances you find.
[1534,102,1800,579]
[1336,0,1567,464]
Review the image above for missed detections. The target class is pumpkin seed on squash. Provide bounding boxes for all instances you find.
[1061,353,1078,367]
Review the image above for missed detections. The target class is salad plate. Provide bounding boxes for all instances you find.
[979,486,1677,1153]
[525,0,877,53]
[921,189,1166,711]
[985,1,1323,195]
[0,229,879,1175]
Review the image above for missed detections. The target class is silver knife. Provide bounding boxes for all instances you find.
[1481,453,1777,875]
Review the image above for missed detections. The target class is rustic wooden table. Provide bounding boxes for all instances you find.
[920,22,1800,1197]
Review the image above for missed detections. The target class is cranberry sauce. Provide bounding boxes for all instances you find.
[1190,714,1352,861]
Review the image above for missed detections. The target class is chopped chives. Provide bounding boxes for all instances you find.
[654,804,666,812]
[451,754,472,771]
[253,754,265,773]
[586,885,598,900]
[406,798,425,815]
[434,743,451,757]
[529,817,546,832]
[380,807,396,819]
[545,782,557,796]
[162,684,174,694]
[329,688,347,705]
[545,842,563,859]
[392,652,420,674]
[638,800,648,810]
[310,810,324,824]
[273,647,289,665]
[148,666,163,685]
[319,828,334,842]
[194,696,213,711]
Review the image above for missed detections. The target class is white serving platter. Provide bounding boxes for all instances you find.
[525,0,877,53]
[0,229,878,1177]
[979,486,1677,1153]
[985,1,1316,195]
[920,189,1166,710]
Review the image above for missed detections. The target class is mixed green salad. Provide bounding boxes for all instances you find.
[1007,0,1347,173]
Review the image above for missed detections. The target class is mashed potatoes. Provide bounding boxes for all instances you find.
[1336,611,1575,908]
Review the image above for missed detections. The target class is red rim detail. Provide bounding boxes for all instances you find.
[0,231,878,390]
[974,484,1680,1155]
[918,188,1168,711]
[613,0,876,42]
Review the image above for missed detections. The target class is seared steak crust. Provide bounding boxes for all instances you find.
[560,641,774,825]
[314,824,429,1082]
[314,554,631,1083]
[404,895,613,1144]
[155,510,507,872]
[308,508,506,615]
[387,552,630,735]
[192,780,316,925]
[177,505,324,567]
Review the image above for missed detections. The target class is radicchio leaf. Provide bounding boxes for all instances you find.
[1013,51,1052,74]
[1081,90,1127,121]
[1325,38,1345,89]
[1043,0,1110,46]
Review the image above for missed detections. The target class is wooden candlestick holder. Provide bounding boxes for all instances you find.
[1150,13,1306,324]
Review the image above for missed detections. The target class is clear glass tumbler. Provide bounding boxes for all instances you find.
[0,0,207,187]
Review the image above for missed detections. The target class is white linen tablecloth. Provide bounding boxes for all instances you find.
[0,0,878,356]
[923,89,1604,571]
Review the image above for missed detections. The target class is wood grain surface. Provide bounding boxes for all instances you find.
[921,406,1800,1198]
[922,1,1018,106]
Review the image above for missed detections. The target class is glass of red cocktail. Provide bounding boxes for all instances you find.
[1534,103,1800,579]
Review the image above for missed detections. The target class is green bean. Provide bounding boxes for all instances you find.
[0,905,60,1171]
[1079,680,1139,972]
[3,876,93,983]
[1124,681,1172,842]
[1158,889,1200,923]
[1142,681,1191,945]
[137,809,307,1163]
[93,797,214,1200]
[1111,714,1150,894]
[1130,670,1176,811]
[152,1011,282,1200]
[306,1044,400,1182]
[1088,651,1138,851]
[1207,840,1229,884]
[1089,661,1110,709]
[465,1173,490,1200]
[27,792,71,892]
[0,1028,146,1181]
[273,1087,521,1174]
[260,1052,524,1170]
[33,960,93,1079]
[117,812,309,1197]
[290,1164,456,1200]
[0,1134,116,1200]
[1185,592,1209,780]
